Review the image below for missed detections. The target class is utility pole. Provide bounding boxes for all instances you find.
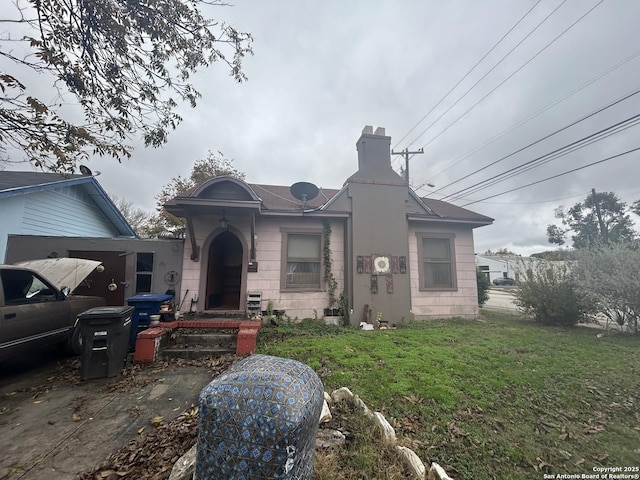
[391,148,424,183]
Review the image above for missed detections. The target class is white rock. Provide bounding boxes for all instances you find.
[428,462,455,480]
[353,395,373,418]
[373,412,396,443]
[331,387,354,403]
[396,446,426,479]
[319,399,332,423]
[324,391,332,404]
[169,443,196,480]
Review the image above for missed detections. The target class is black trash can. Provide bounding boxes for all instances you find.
[78,306,134,381]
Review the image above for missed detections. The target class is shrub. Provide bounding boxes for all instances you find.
[514,262,591,326]
[476,268,490,306]
[573,241,640,333]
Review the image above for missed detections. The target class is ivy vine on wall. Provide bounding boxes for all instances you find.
[323,222,338,310]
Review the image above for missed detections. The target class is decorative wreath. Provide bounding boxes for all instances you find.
[374,255,390,274]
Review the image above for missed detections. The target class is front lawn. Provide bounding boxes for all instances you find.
[256,311,640,479]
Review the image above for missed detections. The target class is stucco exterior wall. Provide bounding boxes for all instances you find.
[408,223,479,320]
[180,214,345,320]
[248,217,345,320]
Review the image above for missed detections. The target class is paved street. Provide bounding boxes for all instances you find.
[483,287,519,313]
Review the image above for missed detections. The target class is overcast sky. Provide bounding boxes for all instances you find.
[6,0,640,255]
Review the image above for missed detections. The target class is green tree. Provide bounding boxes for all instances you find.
[573,241,640,333]
[546,191,636,248]
[148,150,245,237]
[1,0,252,172]
[476,268,490,307]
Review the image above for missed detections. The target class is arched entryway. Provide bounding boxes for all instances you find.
[205,231,243,310]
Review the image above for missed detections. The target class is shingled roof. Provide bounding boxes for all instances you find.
[421,197,494,224]
[244,182,492,224]
[0,171,83,192]
[248,183,339,211]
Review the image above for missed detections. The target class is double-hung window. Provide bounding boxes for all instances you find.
[418,233,457,290]
[282,231,321,290]
[135,252,154,293]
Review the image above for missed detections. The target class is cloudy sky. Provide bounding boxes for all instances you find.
[6,0,640,255]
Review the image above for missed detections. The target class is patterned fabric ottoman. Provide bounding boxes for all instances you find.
[195,354,324,479]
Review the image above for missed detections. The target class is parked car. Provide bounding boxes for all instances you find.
[0,258,106,361]
[493,277,516,286]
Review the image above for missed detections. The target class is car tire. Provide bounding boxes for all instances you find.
[66,323,83,355]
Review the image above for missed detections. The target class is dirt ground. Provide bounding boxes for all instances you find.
[0,348,237,480]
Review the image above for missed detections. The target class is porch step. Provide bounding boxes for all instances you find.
[174,333,236,348]
[161,346,235,360]
[161,333,236,360]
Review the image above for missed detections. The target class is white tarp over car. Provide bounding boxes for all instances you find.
[14,257,102,292]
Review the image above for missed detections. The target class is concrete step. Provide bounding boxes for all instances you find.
[161,332,237,360]
[161,346,235,360]
[175,333,236,347]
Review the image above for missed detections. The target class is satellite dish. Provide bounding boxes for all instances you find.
[290,182,319,202]
[79,165,92,176]
[290,182,319,210]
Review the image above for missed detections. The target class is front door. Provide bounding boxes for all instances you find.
[205,232,243,310]
[68,251,126,305]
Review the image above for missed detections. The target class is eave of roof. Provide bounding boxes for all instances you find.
[165,178,494,227]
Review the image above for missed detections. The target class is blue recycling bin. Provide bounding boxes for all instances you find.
[126,293,173,346]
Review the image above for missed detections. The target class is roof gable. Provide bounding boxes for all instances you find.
[191,176,261,202]
[0,171,136,237]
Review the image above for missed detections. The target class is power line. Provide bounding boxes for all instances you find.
[434,86,640,198]
[461,147,640,206]
[403,0,569,153]
[406,0,604,170]
[412,48,640,192]
[391,0,544,153]
[454,117,640,200]
[450,115,640,199]
[444,113,640,201]
[467,191,591,205]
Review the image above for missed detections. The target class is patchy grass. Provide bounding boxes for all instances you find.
[257,312,640,479]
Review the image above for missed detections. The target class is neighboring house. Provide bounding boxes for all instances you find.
[165,126,493,325]
[1,171,184,305]
[0,171,135,259]
[475,254,540,284]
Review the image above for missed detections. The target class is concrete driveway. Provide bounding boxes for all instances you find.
[0,349,222,480]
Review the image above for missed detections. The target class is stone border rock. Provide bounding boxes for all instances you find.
[329,387,454,480]
[169,385,455,480]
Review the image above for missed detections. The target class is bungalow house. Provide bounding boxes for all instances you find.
[1,171,184,305]
[165,126,494,325]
